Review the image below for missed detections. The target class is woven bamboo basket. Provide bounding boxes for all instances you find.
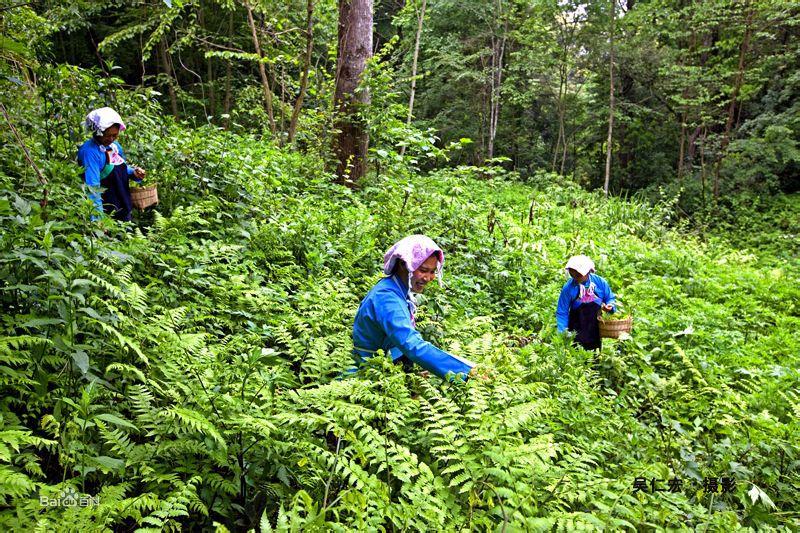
[130,185,158,210]
[598,313,633,338]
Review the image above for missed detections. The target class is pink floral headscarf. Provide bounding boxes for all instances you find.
[383,235,444,278]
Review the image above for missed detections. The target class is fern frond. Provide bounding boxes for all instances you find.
[160,407,226,450]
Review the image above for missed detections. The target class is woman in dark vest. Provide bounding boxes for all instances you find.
[555,255,617,350]
[77,107,145,221]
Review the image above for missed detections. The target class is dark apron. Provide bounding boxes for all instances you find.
[568,301,602,350]
[101,163,133,222]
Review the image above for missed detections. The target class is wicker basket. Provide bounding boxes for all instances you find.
[130,185,158,210]
[598,313,633,339]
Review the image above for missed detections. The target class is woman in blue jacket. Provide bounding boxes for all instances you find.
[352,235,476,380]
[556,255,616,350]
[77,107,146,221]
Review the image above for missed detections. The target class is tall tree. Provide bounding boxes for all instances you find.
[400,0,426,157]
[245,0,277,134]
[550,2,584,175]
[486,0,508,161]
[503,0,587,175]
[288,0,315,143]
[603,0,615,195]
[158,36,181,119]
[713,0,753,199]
[332,0,373,184]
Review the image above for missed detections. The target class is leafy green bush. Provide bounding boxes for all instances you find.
[0,71,798,530]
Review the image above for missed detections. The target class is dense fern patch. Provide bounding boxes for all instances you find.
[1,78,798,530]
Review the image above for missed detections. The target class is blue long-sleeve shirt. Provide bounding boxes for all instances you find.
[352,276,475,379]
[77,139,136,215]
[556,273,616,332]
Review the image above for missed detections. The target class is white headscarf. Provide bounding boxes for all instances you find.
[84,107,126,136]
[565,255,595,276]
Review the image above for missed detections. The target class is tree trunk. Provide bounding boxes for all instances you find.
[700,125,707,206]
[678,26,695,178]
[487,4,506,161]
[279,64,287,135]
[139,4,148,83]
[207,57,216,119]
[407,0,426,124]
[713,1,753,200]
[603,0,615,195]
[199,1,216,118]
[400,0,426,157]
[551,63,565,173]
[333,0,373,185]
[289,0,315,143]
[86,27,109,76]
[683,25,718,165]
[223,11,233,129]
[687,125,702,163]
[552,13,575,176]
[245,0,277,134]
[558,62,568,174]
[677,119,686,182]
[159,38,180,119]
[223,58,232,128]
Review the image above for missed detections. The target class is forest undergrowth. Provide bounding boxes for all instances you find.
[0,71,798,532]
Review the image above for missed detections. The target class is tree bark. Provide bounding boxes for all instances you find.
[333,0,373,185]
[487,2,506,161]
[677,25,695,180]
[700,125,707,205]
[199,1,216,118]
[279,64,287,135]
[551,74,563,172]
[245,0,277,134]
[713,1,753,200]
[400,0,426,157]
[289,0,315,143]
[603,0,615,195]
[687,125,702,163]
[223,10,233,129]
[552,13,578,176]
[86,27,109,76]
[553,59,567,174]
[159,37,180,119]
[207,56,216,118]
[677,119,686,182]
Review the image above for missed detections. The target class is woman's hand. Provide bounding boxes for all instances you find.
[468,365,494,382]
[133,167,146,180]
[601,303,614,312]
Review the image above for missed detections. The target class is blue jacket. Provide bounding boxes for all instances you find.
[556,273,616,332]
[77,139,136,214]
[352,276,475,379]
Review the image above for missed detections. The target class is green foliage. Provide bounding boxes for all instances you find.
[0,25,798,532]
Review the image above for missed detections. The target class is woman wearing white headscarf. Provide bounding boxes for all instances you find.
[555,255,617,350]
[77,107,146,221]
[351,235,476,379]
